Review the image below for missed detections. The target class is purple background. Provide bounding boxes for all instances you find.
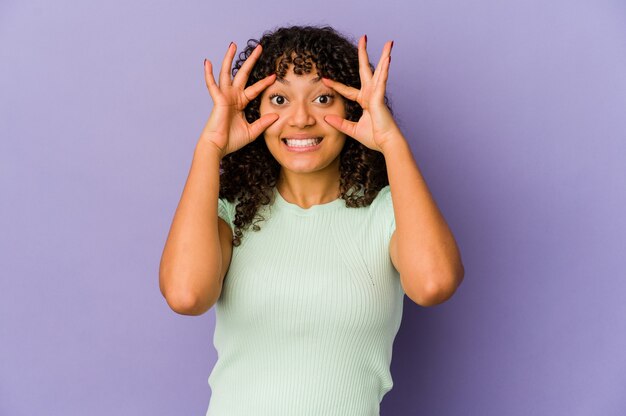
[1,0,625,414]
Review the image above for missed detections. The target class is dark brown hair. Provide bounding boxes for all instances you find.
[219,25,393,246]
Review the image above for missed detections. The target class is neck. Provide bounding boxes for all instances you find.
[276,161,341,208]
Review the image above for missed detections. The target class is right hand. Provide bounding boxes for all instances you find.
[200,42,278,158]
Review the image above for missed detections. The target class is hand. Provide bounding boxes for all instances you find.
[321,35,400,153]
[201,42,278,158]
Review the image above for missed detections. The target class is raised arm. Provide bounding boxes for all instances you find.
[159,42,278,315]
[159,139,228,315]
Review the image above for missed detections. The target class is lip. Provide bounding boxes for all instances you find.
[281,137,323,153]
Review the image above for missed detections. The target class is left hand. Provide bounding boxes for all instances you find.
[322,35,401,153]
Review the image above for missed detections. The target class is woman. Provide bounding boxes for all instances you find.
[159,25,464,416]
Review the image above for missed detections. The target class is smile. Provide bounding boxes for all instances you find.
[281,137,323,152]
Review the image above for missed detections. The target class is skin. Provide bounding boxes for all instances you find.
[201,36,464,307]
[160,42,278,315]
[322,35,465,306]
[201,42,279,158]
[258,64,349,208]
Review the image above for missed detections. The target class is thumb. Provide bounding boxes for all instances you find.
[248,113,279,140]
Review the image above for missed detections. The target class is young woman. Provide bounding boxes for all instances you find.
[160,25,464,416]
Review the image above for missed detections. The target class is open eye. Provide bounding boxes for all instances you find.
[314,94,335,105]
[269,94,288,105]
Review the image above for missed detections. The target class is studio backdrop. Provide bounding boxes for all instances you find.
[1,0,625,415]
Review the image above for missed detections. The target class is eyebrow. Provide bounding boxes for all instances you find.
[275,74,322,85]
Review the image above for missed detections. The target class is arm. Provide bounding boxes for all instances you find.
[159,138,225,316]
[384,137,465,307]
[159,42,278,316]
[321,35,464,307]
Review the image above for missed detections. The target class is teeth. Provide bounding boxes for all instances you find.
[284,137,322,147]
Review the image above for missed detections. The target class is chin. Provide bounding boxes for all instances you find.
[276,151,344,175]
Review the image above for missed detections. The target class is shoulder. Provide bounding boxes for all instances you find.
[369,185,393,212]
[375,185,392,201]
[370,185,395,241]
[345,185,394,237]
[217,196,239,231]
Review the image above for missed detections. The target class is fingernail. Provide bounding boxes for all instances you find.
[391,40,394,50]
[229,41,234,48]
[203,58,207,68]
[364,34,367,43]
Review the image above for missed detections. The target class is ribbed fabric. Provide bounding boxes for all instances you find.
[207,185,405,416]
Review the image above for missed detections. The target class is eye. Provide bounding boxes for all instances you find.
[269,94,287,105]
[314,94,335,105]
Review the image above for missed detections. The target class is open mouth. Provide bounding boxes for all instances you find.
[281,137,323,147]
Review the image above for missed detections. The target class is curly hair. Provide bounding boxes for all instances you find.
[219,25,394,247]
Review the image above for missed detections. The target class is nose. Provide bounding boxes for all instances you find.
[287,101,316,128]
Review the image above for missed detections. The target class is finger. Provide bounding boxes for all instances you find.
[204,59,219,98]
[233,44,262,89]
[321,78,360,101]
[219,42,236,87]
[324,114,358,137]
[372,53,391,102]
[372,41,393,84]
[243,73,277,102]
[247,113,279,139]
[358,35,373,82]
[379,54,391,89]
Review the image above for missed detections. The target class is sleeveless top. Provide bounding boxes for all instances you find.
[206,185,405,416]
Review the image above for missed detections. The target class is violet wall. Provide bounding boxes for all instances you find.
[1,0,625,414]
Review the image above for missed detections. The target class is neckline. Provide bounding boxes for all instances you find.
[272,186,345,215]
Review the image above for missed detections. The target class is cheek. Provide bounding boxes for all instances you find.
[264,122,281,136]
[329,101,346,118]
[262,115,285,140]
[259,95,274,115]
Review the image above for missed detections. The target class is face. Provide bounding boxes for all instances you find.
[259,63,347,177]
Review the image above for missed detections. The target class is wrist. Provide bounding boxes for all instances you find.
[379,132,408,157]
[195,137,227,160]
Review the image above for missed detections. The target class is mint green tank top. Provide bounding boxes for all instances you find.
[206,185,405,416]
